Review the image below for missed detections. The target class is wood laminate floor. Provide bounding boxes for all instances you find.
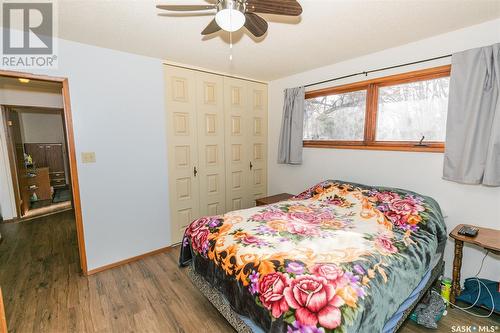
[0,212,498,332]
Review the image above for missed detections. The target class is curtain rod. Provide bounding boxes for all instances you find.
[304,54,452,88]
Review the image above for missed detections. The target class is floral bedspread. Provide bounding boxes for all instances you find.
[180,181,447,333]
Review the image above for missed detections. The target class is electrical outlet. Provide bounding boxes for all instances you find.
[81,152,96,163]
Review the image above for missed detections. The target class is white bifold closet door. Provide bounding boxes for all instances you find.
[166,65,266,244]
[165,66,200,244]
[224,78,267,211]
[247,81,268,205]
[224,77,248,211]
[195,72,226,217]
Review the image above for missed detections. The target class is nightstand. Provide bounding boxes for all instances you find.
[449,224,500,303]
[255,193,294,206]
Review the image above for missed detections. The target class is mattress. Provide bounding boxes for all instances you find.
[180,180,448,332]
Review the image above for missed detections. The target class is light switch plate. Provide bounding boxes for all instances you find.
[81,152,96,163]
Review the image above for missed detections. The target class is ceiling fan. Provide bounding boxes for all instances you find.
[156,0,303,37]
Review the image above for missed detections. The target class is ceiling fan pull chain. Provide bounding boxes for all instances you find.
[229,31,233,61]
[229,8,233,61]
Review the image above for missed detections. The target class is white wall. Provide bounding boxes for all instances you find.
[0,36,171,271]
[268,19,500,283]
[0,86,63,108]
[20,112,64,143]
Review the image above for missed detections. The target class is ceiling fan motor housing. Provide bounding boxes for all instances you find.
[216,0,246,14]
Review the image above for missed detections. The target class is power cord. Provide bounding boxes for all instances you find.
[433,250,495,318]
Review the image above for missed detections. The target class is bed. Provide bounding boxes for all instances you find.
[180,180,447,332]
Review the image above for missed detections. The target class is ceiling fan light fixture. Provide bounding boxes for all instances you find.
[157,0,303,37]
[215,0,245,32]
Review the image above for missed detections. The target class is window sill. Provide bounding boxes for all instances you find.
[302,140,445,153]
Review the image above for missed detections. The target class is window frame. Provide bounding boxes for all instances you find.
[303,65,451,153]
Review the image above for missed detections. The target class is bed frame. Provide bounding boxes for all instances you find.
[187,257,445,333]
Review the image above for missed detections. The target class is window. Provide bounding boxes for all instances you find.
[376,77,449,141]
[304,90,366,141]
[303,65,450,152]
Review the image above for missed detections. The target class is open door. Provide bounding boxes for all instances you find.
[2,107,26,216]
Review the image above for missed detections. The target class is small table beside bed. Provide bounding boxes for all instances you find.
[180,180,447,333]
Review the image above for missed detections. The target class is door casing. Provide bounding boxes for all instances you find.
[0,69,88,275]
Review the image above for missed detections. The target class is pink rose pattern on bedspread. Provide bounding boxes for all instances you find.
[181,181,444,333]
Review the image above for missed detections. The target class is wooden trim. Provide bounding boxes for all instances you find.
[87,246,172,275]
[303,140,444,153]
[375,67,450,87]
[0,287,7,333]
[0,70,88,275]
[0,69,65,82]
[304,65,451,152]
[364,84,378,143]
[2,105,63,113]
[0,107,22,217]
[305,82,369,99]
[61,79,88,275]
[305,65,450,98]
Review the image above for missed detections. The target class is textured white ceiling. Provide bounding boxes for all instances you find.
[58,0,500,81]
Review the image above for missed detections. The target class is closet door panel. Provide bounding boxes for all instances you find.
[165,66,200,244]
[224,78,250,211]
[247,82,268,206]
[196,72,226,216]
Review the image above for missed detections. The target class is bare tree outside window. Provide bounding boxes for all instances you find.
[304,76,449,143]
[304,90,366,140]
[376,77,449,141]
[302,66,450,151]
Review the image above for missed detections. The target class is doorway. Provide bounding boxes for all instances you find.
[2,104,72,220]
[0,71,87,274]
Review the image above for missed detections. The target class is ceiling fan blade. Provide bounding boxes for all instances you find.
[244,13,268,37]
[201,18,221,35]
[245,0,302,16]
[156,4,216,11]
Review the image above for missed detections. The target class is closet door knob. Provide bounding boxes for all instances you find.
[193,166,198,177]
[249,162,253,170]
